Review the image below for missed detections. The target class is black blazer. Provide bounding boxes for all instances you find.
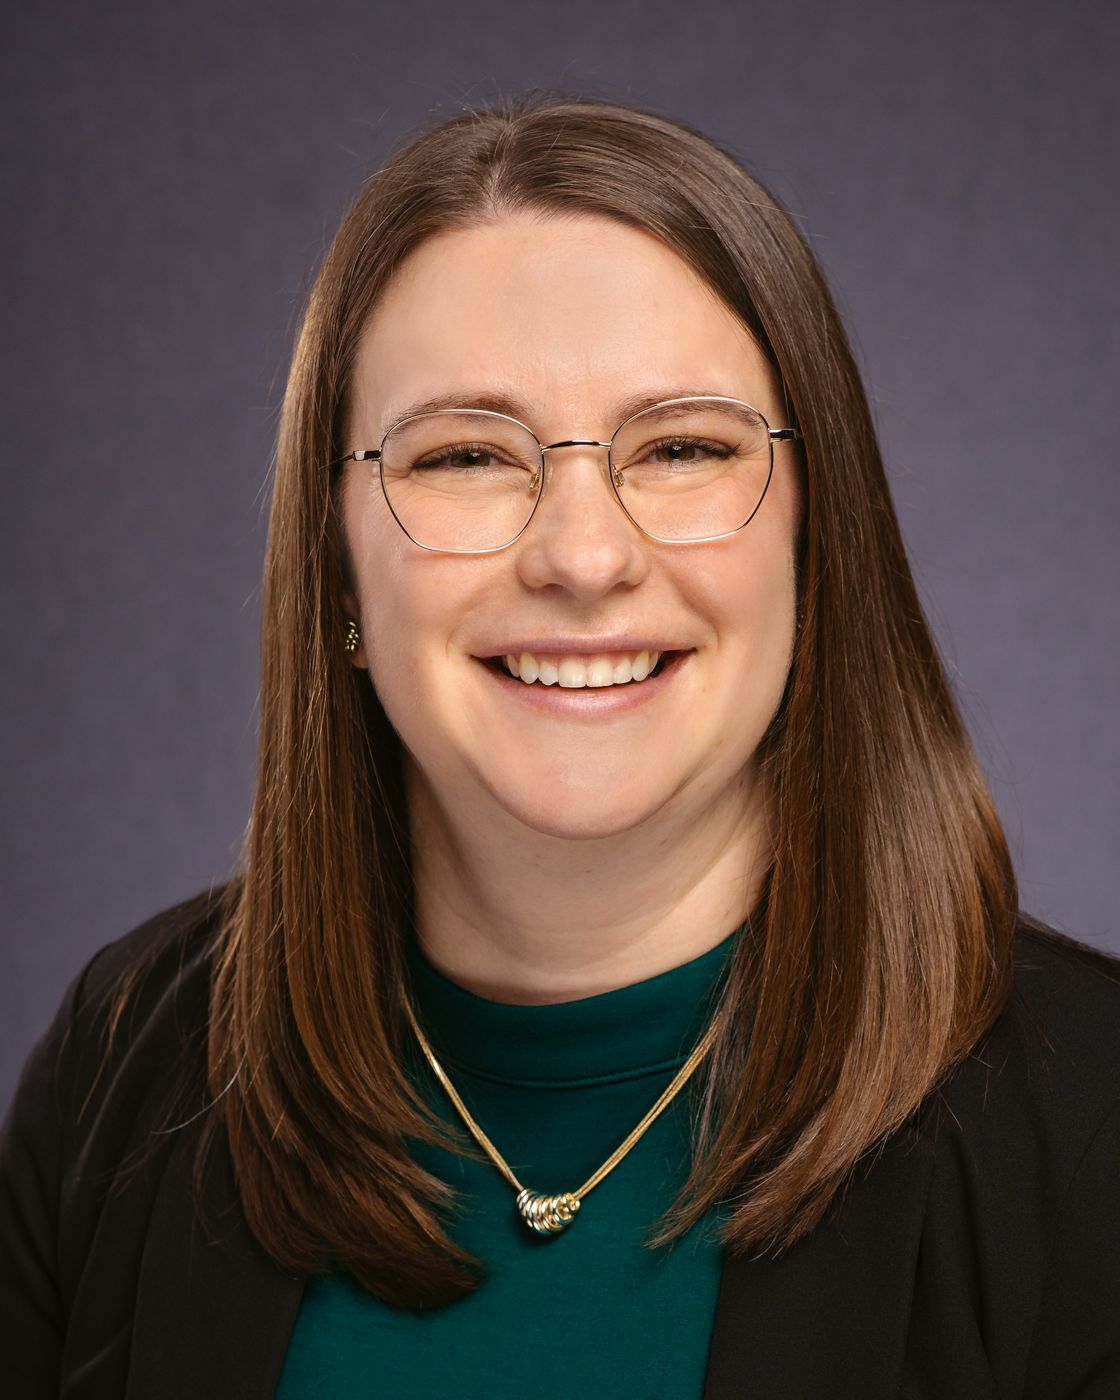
[2,889,1120,1399]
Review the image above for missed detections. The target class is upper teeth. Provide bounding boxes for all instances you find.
[502,650,663,687]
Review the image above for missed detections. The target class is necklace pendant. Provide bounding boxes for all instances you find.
[516,1188,581,1235]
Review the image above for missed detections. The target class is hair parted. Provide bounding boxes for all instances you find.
[203,91,1020,1309]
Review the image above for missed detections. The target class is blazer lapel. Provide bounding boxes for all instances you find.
[128,1117,304,1399]
[702,1122,935,1399]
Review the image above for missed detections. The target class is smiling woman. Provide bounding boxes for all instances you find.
[338,215,801,854]
[3,94,1119,1400]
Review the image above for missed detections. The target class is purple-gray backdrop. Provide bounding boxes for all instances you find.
[3,0,1118,1111]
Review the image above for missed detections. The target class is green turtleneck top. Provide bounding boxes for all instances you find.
[274,924,739,1399]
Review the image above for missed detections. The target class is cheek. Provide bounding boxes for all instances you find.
[350,540,482,750]
[358,585,452,780]
[342,478,466,766]
[360,574,430,700]
[740,488,800,665]
[345,507,430,696]
[695,535,798,715]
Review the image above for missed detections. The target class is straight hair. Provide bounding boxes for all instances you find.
[204,93,1020,1309]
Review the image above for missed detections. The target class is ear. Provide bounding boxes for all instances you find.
[341,589,369,669]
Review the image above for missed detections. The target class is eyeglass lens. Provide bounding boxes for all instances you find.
[377,399,775,551]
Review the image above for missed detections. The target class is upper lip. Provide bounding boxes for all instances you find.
[474,636,692,658]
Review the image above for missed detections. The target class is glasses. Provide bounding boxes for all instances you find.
[333,395,802,553]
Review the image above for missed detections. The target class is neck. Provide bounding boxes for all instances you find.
[406,762,769,1005]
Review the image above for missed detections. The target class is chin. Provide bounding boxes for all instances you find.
[483,772,679,841]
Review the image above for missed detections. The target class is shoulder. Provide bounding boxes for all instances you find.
[932,919,1120,1141]
[67,883,228,1091]
[954,919,1120,1127]
[1007,917,1120,1059]
[4,883,231,1167]
[904,921,1120,1388]
[0,884,234,1379]
[923,916,1120,1220]
[76,882,229,1023]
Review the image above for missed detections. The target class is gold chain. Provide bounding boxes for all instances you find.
[402,990,723,1235]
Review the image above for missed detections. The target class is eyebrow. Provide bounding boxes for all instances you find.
[378,387,747,438]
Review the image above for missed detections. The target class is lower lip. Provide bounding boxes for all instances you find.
[474,652,692,715]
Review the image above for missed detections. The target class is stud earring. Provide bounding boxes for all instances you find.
[343,619,361,654]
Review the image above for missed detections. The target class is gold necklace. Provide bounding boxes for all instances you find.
[402,991,724,1235]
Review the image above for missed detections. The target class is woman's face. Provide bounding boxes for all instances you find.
[340,213,803,841]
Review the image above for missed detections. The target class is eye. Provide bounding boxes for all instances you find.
[412,443,510,471]
[639,437,734,466]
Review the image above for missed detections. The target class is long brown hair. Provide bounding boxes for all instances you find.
[206,93,1018,1309]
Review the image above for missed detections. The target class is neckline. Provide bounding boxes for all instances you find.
[403,924,742,1088]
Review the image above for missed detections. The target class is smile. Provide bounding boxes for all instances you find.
[497,649,673,688]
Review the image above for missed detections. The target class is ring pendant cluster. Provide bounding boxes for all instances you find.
[403,993,725,1236]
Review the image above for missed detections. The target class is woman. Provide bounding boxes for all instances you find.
[2,94,1118,1399]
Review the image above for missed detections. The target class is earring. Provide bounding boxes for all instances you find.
[343,619,361,654]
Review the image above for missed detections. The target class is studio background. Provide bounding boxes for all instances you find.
[3,0,1117,1112]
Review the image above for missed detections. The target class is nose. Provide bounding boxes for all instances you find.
[513,441,650,598]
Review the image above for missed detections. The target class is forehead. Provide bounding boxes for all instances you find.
[348,213,779,437]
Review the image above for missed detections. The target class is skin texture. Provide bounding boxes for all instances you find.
[341,213,803,1004]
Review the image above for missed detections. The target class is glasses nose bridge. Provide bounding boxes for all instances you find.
[539,436,612,454]
[538,437,621,488]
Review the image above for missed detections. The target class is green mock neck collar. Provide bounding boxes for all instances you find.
[403,922,742,1088]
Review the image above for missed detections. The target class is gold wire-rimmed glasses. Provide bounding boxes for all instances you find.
[332,395,802,554]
